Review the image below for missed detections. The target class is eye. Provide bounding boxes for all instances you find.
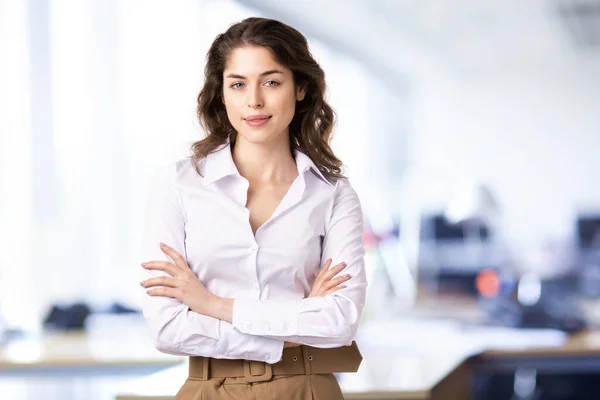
[230,82,245,89]
[265,80,280,87]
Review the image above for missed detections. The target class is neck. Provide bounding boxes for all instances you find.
[232,135,298,184]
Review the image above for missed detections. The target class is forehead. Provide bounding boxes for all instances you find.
[224,46,291,76]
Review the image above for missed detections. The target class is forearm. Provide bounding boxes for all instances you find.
[229,291,365,348]
[144,297,284,362]
[210,296,234,323]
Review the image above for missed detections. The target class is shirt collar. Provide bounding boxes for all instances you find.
[293,149,334,187]
[203,142,239,186]
[203,141,333,187]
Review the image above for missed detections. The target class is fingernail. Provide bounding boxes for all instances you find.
[159,242,166,248]
[140,281,145,287]
[345,274,351,278]
[141,262,148,267]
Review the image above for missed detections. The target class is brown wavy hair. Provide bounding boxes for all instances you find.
[191,17,344,181]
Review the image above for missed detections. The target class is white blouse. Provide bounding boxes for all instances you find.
[141,142,367,364]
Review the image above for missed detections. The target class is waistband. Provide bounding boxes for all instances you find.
[188,341,362,383]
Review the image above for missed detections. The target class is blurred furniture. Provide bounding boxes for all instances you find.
[417,183,502,298]
[0,327,184,400]
[114,304,600,400]
[577,214,600,298]
[472,330,600,400]
[0,330,182,375]
[418,212,497,296]
[115,347,471,400]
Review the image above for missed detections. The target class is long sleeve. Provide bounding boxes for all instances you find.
[232,178,367,348]
[141,163,284,363]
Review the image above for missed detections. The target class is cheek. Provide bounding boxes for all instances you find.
[223,96,243,121]
[275,93,298,120]
[223,94,237,110]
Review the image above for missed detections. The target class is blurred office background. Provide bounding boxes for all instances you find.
[1,0,600,399]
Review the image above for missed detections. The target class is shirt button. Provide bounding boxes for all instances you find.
[244,352,250,358]
[244,321,252,329]
[265,354,270,361]
[264,323,271,331]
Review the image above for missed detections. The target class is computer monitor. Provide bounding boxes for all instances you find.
[418,213,495,295]
[431,214,490,241]
[576,214,600,298]
[576,215,600,251]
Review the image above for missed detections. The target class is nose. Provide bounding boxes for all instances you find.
[247,85,263,109]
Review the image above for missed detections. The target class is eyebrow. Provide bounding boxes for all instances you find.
[225,69,284,79]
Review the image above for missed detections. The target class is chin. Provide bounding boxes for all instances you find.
[236,129,282,145]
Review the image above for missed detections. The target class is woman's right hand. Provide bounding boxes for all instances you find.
[283,259,350,349]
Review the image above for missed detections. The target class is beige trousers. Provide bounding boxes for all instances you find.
[174,373,344,400]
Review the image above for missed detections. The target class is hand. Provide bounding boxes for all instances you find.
[308,258,350,298]
[141,242,221,318]
[284,259,351,349]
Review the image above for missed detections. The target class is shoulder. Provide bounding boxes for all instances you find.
[151,157,205,188]
[328,177,363,216]
[333,177,360,201]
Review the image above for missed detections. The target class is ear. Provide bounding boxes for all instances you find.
[296,83,307,102]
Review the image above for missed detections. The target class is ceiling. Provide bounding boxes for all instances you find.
[237,0,600,78]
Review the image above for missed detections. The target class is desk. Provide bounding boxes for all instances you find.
[0,330,184,400]
[115,326,600,400]
[474,329,600,372]
[0,330,183,375]
[115,353,469,400]
[114,320,490,400]
[114,317,600,400]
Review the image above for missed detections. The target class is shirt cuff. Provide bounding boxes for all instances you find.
[233,298,296,336]
[217,320,284,363]
[232,297,324,337]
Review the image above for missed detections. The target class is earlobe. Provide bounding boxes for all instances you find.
[296,83,307,102]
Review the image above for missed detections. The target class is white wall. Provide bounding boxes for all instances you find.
[406,65,600,260]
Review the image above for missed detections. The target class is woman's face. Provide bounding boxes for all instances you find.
[222,46,305,146]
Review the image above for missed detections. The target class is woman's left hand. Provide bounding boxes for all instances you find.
[141,242,220,317]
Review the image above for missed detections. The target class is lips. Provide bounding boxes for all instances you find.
[244,115,271,127]
[244,115,271,121]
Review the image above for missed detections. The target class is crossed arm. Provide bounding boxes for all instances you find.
[141,166,366,363]
[141,245,350,347]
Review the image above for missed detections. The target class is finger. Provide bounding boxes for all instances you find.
[146,287,179,299]
[321,262,347,281]
[323,274,351,289]
[141,276,179,288]
[142,261,178,276]
[315,259,332,278]
[325,285,347,296]
[159,242,188,271]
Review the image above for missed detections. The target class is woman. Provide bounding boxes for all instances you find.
[140,17,367,399]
